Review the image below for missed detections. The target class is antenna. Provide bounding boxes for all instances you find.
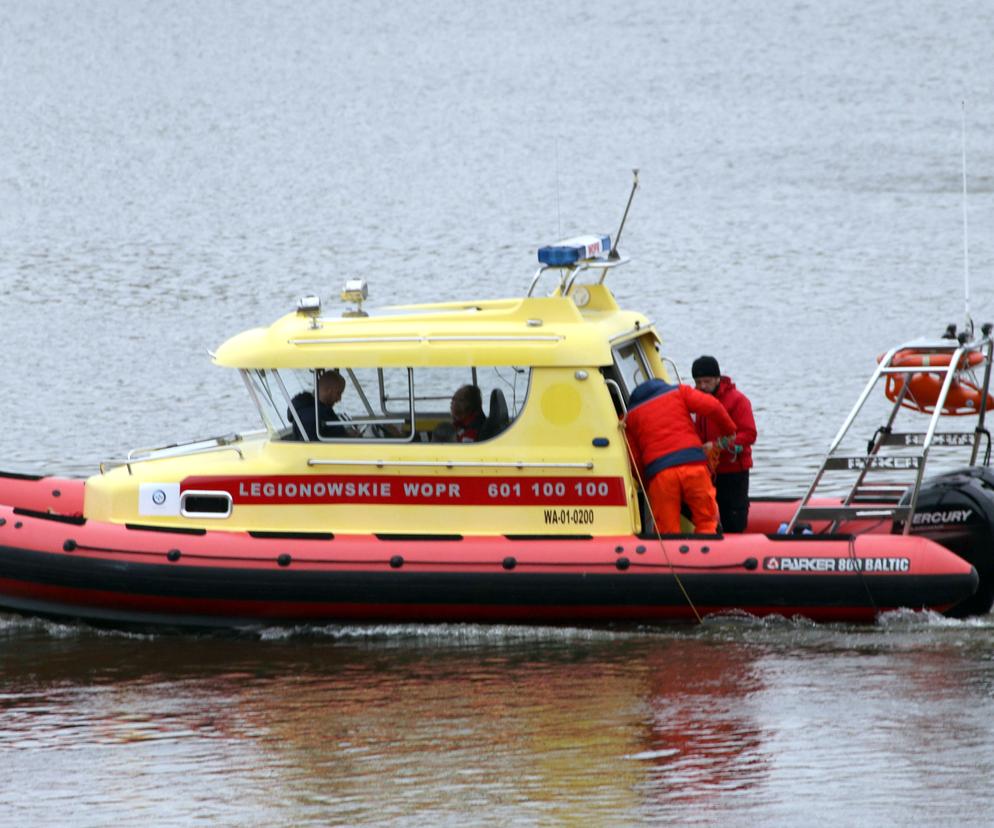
[609,169,640,260]
[555,137,562,240]
[961,100,974,340]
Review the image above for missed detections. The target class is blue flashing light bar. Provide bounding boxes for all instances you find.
[537,234,611,266]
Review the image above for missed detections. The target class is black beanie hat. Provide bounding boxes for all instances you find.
[692,355,720,379]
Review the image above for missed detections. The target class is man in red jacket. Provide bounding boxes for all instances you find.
[692,355,757,533]
[624,378,737,535]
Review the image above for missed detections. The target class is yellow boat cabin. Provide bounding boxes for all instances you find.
[85,235,675,537]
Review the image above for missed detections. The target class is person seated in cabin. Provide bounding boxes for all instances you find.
[431,421,457,443]
[450,385,486,442]
[624,378,737,535]
[288,369,350,441]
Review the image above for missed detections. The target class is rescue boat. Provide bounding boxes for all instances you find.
[0,220,980,627]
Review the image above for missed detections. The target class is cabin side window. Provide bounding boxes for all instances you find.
[324,367,414,441]
[246,366,530,443]
[405,366,529,443]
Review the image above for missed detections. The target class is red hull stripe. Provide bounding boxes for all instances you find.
[181,475,628,507]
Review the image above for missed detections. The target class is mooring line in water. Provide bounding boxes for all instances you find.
[848,534,879,616]
[619,420,703,624]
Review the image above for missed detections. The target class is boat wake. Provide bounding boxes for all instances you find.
[2,606,991,646]
[256,622,645,645]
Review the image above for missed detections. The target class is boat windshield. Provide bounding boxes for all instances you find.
[243,366,530,443]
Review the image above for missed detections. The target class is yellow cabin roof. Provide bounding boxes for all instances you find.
[212,284,655,369]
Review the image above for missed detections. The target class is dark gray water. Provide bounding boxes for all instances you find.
[5,614,994,826]
[3,0,994,823]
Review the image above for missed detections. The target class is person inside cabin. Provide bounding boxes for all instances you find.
[691,355,757,533]
[624,378,737,535]
[289,369,350,441]
[450,385,486,442]
[431,421,457,443]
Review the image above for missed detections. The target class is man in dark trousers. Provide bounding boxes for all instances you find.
[624,378,737,535]
[691,355,757,533]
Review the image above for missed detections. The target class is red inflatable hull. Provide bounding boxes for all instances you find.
[0,474,979,627]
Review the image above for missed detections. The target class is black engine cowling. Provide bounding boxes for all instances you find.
[897,466,994,617]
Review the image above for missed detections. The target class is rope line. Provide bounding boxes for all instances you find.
[848,534,879,615]
[619,419,703,623]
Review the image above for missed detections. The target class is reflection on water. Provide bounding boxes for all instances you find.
[3,615,994,824]
[635,643,769,809]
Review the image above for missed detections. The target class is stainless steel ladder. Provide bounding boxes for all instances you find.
[787,332,994,534]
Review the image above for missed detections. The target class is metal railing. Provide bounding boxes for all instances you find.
[100,430,265,475]
[788,334,994,534]
[307,458,595,470]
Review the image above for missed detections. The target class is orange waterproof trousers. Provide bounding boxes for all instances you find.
[646,463,719,534]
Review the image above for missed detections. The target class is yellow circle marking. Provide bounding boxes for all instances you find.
[541,383,582,425]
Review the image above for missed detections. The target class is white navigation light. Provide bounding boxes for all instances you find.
[341,279,368,303]
[297,295,321,314]
[537,234,611,266]
[296,295,322,328]
[341,279,369,317]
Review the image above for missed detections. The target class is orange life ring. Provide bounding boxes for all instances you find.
[884,372,994,415]
[878,349,986,370]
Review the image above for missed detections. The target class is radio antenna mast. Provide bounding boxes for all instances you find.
[961,100,974,340]
[609,169,640,260]
[555,137,562,239]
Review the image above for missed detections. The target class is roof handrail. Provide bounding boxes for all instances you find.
[101,444,247,476]
[564,257,629,294]
[126,431,256,461]
[527,257,631,299]
[527,265,567,297]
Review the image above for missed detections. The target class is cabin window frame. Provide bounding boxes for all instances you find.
[382,368,481,414]
[609,335,653,400]
[242,369,295,434]
[317,367,416,443]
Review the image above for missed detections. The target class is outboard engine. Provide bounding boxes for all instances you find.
[897,466,994,617]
